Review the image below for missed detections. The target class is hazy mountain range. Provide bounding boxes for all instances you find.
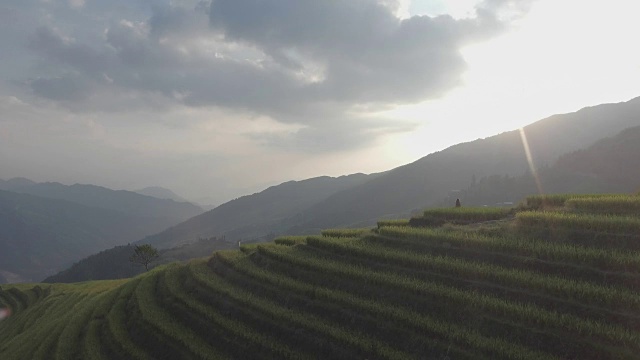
[140,96,640,244]
[0,98,640,281]
[39,97,640,283]
[134,186,190,203]
[441,124,640,207]
[286,97,640,231]
[0,181,202,221]
[140,173,378,250]
[0,182,203,283]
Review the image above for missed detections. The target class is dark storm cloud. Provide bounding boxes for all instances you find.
[8,0,530,151]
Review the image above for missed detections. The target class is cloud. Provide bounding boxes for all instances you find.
[207,0,475,103]
[30,74,93,102]
[68,0,85,9]
[7,0,530,152]
[252,113,417,153]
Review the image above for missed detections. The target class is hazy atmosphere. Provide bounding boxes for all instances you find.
[1,0,639,205]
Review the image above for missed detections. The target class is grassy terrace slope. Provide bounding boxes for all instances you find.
[1,193,640,359]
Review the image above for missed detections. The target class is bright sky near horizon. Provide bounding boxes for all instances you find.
[1,0,639,205]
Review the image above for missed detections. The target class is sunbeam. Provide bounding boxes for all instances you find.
[519,127,544,195]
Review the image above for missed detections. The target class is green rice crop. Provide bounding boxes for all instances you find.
[273,235,308,246]
[566,196,640,215]
[32,322,68,359]
[321,228,371,238]
[516,211,640,235]
[239,243,260,253]
[377,226,640,273]
[256,244,640,348]
[5,295,53,342]
[1,290,88,360]
[376,219,410,228]
[82,287,122,360]
[247,247,633,358]
[5,288,28,312]
[0,288,17,312]
[167,262,306,359]
[420,207,512,224]
[190,256,411,360]
[55,294,104,359]
[523,194,625,210]
[106,280,151,360]
[134,268,222,360]
[305,236,640,312]
[83,319,106,360]
[215,250,556,360]
[4,190,640,360]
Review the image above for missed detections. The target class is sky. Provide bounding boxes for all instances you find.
[1,0,639,205]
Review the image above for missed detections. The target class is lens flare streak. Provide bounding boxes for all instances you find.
[519,127,544,195]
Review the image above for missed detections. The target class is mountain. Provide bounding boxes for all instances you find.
[0,180,203,222]
[0,177,36,190]
[443,125,640,207]
[45,97,640,282]
[551,125,640,192]
[0,190,178,283]
[140,173,377,249]
[289,97,640,230]
[43,236,234,283]
[135,186,189,203]
[43,173,376,282]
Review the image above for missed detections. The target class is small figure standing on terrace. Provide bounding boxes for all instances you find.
[455,198,461,208]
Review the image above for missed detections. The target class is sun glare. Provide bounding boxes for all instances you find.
[519,127,544,195]
[379,0,640,162]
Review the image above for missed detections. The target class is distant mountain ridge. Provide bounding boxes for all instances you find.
[44,174,378,283]
[0,190,176,283]
[142,96,639,239]
[0,177,36,189]
[0,180,203,222]
[45,96,640,282]
[288,97,640,231]
[0,180,205,283]
[552,125,640,193]
[139,173,378,249]
[43,236,232,283]
[135,186,189,203]
[446,125,640,207]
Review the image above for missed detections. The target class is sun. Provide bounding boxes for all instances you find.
[377,0,640,161]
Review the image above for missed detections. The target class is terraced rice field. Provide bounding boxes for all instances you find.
[1,193,639,359]
[423,207,513,222]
